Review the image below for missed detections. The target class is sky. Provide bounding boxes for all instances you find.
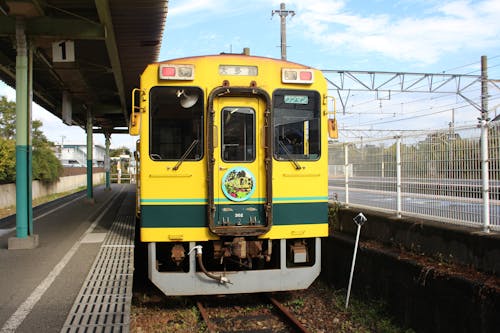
[1,0,500,149]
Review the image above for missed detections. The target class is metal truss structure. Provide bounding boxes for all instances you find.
[321,69,497,114]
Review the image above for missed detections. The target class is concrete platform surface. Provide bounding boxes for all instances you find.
[0,184,135,333]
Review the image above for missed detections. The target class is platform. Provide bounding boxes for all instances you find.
[0,184,136,333]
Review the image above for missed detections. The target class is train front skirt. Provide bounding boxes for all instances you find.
[147,238,322,295]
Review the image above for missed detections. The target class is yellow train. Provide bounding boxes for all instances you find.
[130,51,332,295]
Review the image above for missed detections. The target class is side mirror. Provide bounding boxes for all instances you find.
[328,118,338,139]
[134,140,140,161]
[130,88,144,136]
[325,95,338,139]
[129,112,141,136]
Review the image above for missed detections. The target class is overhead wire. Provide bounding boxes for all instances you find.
[353,94,500,127]
[343,92,488,126]
[327,56,500,129]
[344,67,485,111]
[342,94,473,122]
[354,77,498,123]
[356,104,473,127]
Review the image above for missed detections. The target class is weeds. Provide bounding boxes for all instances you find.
[286,297,305,309]
[329,201,344,230]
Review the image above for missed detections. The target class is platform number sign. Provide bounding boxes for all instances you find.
[52,40,75,62]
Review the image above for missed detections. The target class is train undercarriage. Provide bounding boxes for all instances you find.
[148,237,321,295]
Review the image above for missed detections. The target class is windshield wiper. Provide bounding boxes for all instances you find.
[278,140,302,170]
[173,139,199,170]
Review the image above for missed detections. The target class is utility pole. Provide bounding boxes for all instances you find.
[481,56,489,121]
[272,3,295,60]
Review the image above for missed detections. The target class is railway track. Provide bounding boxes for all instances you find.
[196,294,310,333]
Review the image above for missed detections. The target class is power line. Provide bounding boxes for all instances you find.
[442,60,480,73]
[327,56,499,133]
[356,106,465,127]
[341,85,498,122]
[351,95,500,127]
[443,55,500,74]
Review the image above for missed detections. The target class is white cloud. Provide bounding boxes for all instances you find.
[287,0,500,65]
[168,0,216,16]
[168,0,268,24]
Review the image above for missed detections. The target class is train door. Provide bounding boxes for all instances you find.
[209,95,269,235]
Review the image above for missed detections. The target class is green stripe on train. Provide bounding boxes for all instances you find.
[273,202,328,225]
[140,196,328,204]
[141,202,328,228]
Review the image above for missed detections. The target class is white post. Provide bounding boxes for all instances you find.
[346,212,367,309]
[480,119,490,232]
[344,144,349,207]
[480,55,490,233]
[396,136,402,218]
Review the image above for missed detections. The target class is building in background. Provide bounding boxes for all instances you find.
[55,144,106,167]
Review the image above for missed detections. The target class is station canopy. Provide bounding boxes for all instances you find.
[0,0,168,134]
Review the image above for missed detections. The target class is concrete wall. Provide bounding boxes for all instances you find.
[331,207,500,275]
[322,235,500,333]
[0,172,105,209]
[324,206,500,333]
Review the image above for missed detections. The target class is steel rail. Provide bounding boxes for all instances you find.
[196,301,217,333]
[268,295,311,333]
[197,295,312,333]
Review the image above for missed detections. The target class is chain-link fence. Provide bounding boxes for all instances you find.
[329,122,500,232]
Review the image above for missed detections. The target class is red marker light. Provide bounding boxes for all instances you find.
[300,71,312,81]
[159,64,195,80]
[282,68,314,84]
[161,66,176,77]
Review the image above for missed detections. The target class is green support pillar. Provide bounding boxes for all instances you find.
[15,20,28,238]
[86,110,94,203]
[9,19,38,249]
[105,133,111,190]
[27,44,34,235]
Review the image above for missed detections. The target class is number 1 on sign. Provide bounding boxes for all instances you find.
[52,40,75,62]
[58,41,67,60]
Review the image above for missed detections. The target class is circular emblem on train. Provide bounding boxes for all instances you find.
[221,167,256,202]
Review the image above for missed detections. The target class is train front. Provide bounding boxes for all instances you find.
[130,54,329,295]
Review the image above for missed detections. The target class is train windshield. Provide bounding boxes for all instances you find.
[221,107,255,162]
[273,89,321,160]
[149,86,204,161]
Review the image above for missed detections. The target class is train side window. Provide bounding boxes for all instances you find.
[149,86,204,161]
[273,90,321,161]
[221,107,255,162]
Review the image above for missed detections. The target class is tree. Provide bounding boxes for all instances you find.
[0,95,62,183]
[33,144,62,183]
[0,96,16,139]
[0,96,16,182]
[0,137,15,183]
[31,119,62,183]
[110,146,131,157]
[110,146,131,174]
